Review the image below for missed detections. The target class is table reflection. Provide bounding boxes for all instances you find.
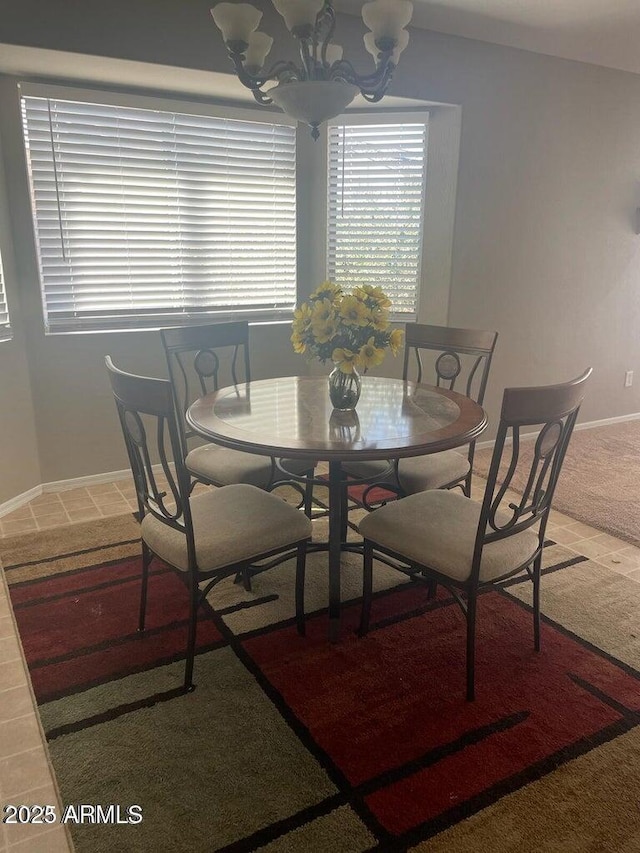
[329,409,361,446]
[202,376,463,454]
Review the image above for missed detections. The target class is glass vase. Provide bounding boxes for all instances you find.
[328,366,361,410]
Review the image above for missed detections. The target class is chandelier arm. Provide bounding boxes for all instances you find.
[251,89,274,106]
[358,68,396,98]
[328,59,359,84]
[353,57,396,89]
[319,3,337,68]
[227,50,270,90]
[329,57,395,95]
[360,91,386,103]
[298,35,317,81]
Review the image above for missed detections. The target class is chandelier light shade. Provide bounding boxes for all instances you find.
[210,0,414,139]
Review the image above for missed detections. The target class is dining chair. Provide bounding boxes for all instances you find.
[105,356,311,692]
[358,368,592,701]
[161,322,315,515]
[346,324,498,507]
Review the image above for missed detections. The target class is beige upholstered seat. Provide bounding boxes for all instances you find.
[359,369,592,701]
[346,451,471,495]
[185,445,273,489]
[106,357,311,693]
[141,484,311,574]
[397,451,471,496]
[344,324,497,506]
[359,489,538,584]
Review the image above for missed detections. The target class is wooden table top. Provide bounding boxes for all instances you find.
[186,375,487,462]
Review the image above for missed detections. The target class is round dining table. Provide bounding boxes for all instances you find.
[187,374,488,640]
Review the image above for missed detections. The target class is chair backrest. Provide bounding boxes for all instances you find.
[105,356,194,547]
[402,323,498,406]
[472,369,593,583]
[161,322,250,440]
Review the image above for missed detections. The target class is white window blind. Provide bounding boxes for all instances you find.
[0,250,10,342]
[327,122,427,318]
[21,96,297,332]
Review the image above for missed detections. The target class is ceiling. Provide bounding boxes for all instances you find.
[338,0,640,76]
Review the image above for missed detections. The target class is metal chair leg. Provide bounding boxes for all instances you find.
[241,567,252,592]
[340,480,349,542]
[303,470,314,518]
[533,555,542,652]
[466,591,477,701]
[295,542,306,636]
[184,574,199,693]
[462,470,472,498]
[358,541,374,636]
[138,541,152,632]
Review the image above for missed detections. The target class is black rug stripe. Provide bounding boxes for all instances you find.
[2,536,141,572]
[11,565,172,609]
[357,712,529,798]
[496,583,640,679]
[46,686,187,740]
[498,554,588,589]
[568,673,640,720]
[28,614,218,670]
[215,795,349,853]
[41,639,225,710]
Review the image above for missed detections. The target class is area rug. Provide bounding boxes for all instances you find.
[473,420,640,548]
[2,514,640,853]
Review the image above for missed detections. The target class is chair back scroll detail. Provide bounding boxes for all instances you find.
[403,323,498,404]
[161,322,250,441]
[105,357,193,542]
[472,369,593,581]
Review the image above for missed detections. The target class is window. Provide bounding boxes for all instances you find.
[21,94,297,333]
[0,249,10,342]
[327,120,428,318]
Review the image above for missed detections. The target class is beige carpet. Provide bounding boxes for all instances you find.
[474,420,640,547]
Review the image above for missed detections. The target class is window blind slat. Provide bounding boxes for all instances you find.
[21,95,297,333]
[327,122,427,319]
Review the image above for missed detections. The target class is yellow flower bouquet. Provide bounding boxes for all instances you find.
[291,281,403,409]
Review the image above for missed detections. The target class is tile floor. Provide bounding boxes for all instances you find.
[0,480,139,538]
[1,474,640,852]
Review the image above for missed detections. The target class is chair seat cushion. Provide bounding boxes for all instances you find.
[397,450,470,495]
[186,444,273,488]
[141,484,312,573]
[358,489,539,584]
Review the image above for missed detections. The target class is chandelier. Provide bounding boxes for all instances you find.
[211,0,414,139]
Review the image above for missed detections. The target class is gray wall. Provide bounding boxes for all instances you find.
[1,0,640,501]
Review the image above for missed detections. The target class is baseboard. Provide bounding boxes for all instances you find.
[41,468,133,493]
[0,485,44,519]
[0,464,165,519]
[474,409,640,451]
[573,410,640,431]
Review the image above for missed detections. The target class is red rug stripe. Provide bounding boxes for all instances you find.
[10,568,223,702]
[9,556,156,605]
[28,619,221,703]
